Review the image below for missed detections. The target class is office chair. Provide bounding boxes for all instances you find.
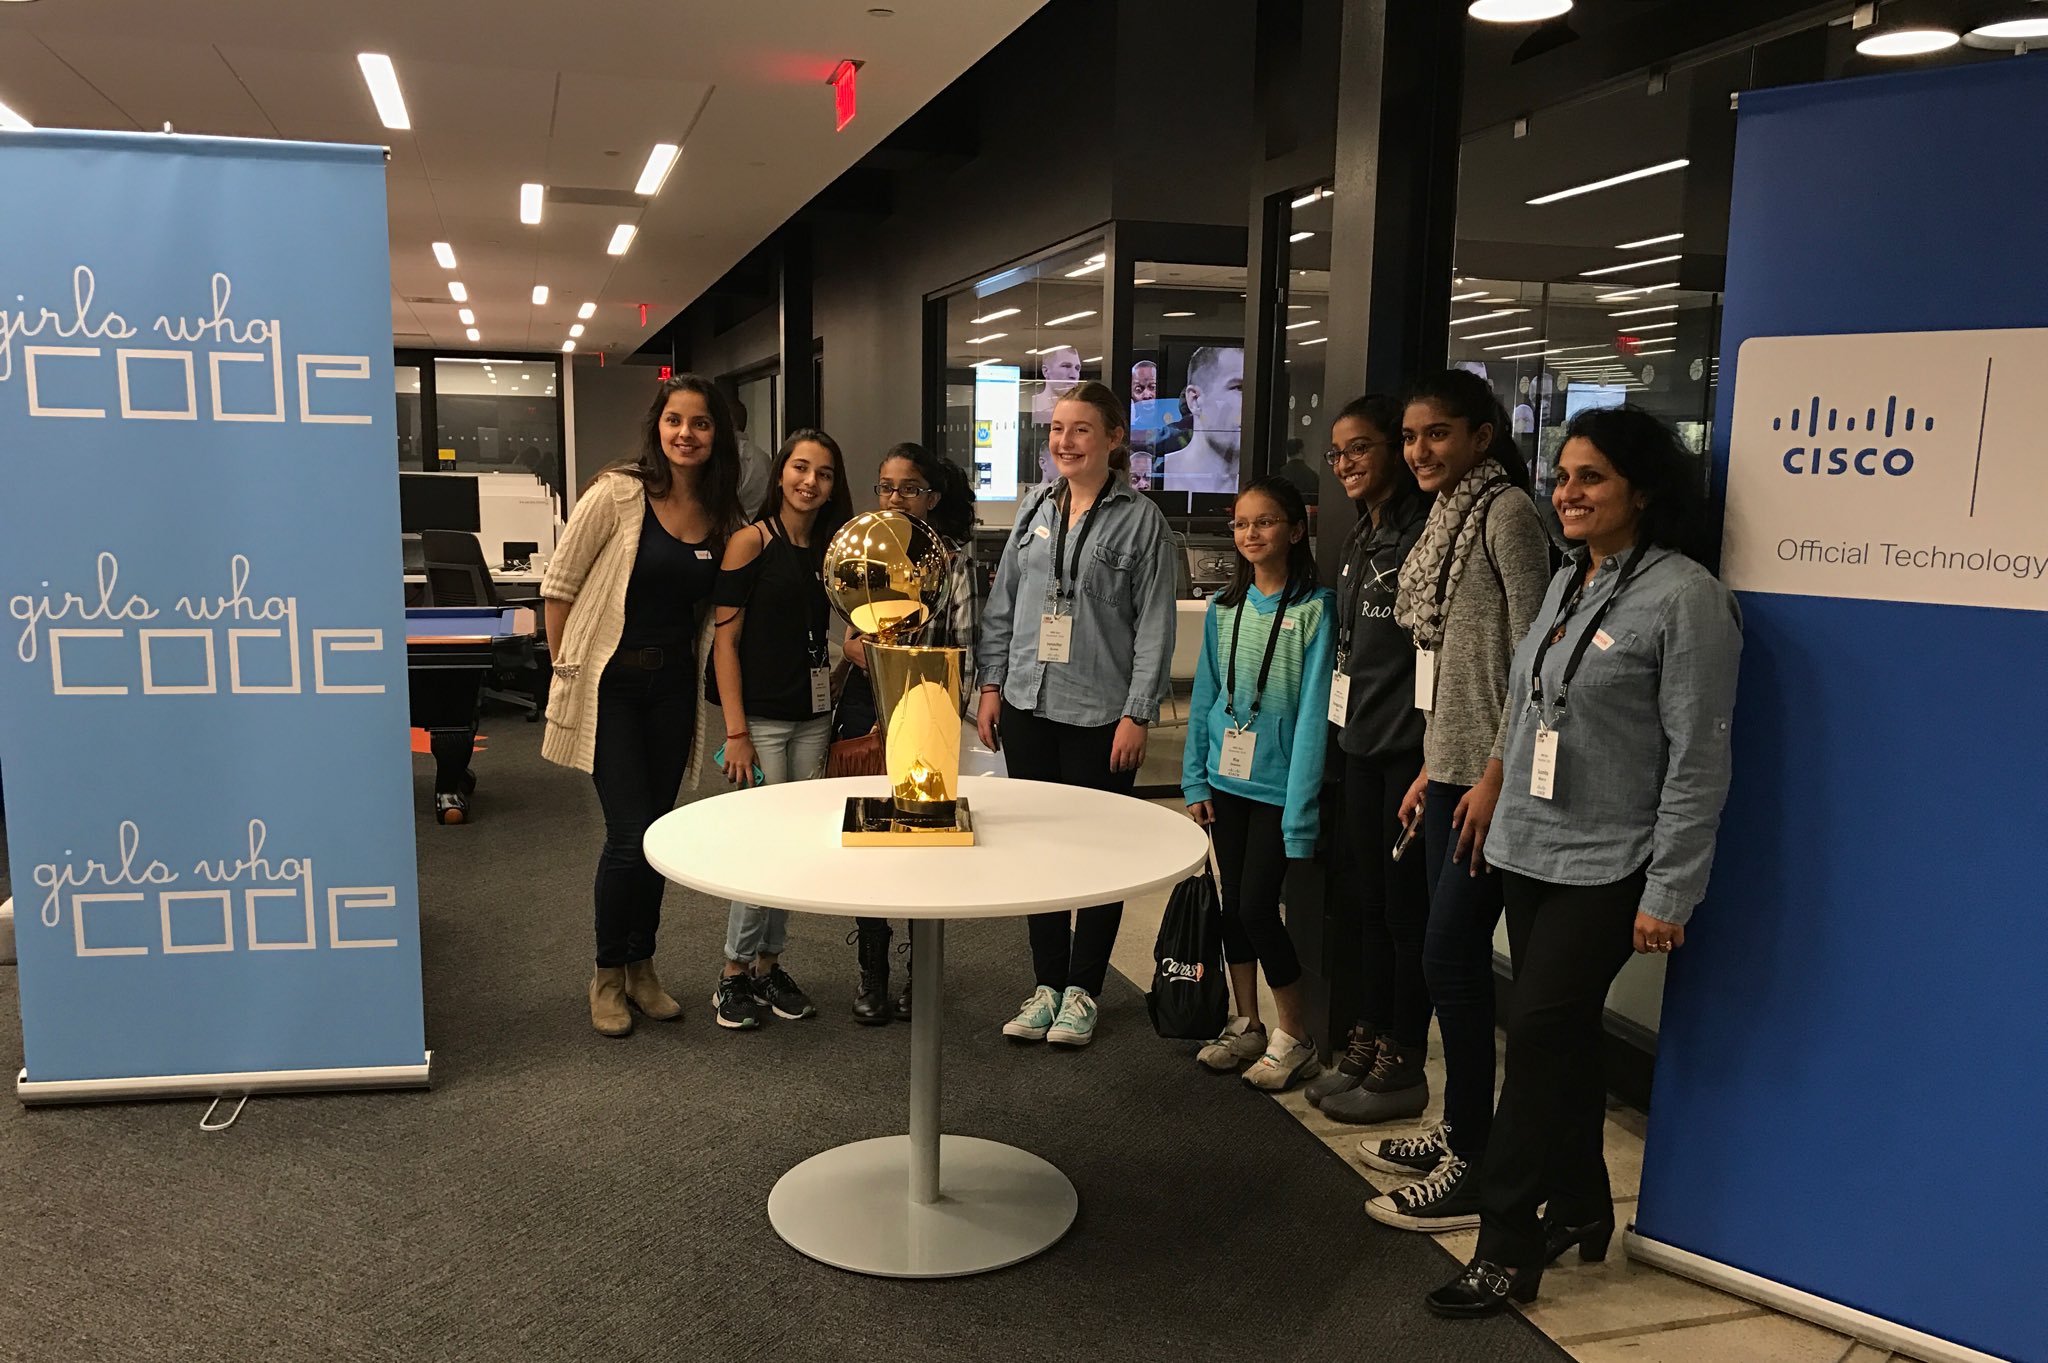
[416,529,548,722]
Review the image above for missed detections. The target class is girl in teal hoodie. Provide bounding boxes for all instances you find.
[1182,476,1335,1091]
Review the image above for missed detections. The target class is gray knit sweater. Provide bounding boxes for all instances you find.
[1423,489,1554,787]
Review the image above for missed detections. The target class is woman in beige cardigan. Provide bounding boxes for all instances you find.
[541,374,744,1037]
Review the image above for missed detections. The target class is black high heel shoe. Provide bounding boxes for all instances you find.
[1541,1213,1615,1266]
[1425,1258,1543,1318]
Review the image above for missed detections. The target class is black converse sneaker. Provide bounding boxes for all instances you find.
[1365,1151,1482,1231]
[712,972,763,1030]
[1357,1122,1452,1176]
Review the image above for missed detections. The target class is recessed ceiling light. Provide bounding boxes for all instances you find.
[562,341,577,353]
[634,142,681,196]
[577,302,597,319]
[1448,309,1523,326]
[1528,158,1689,206]
[970,357,1007,368]
[1609,303,1681,318]
[1463,326,1535,339]
[607,224,637,255]
[356,54,410,130]
[1856,27,1960,56]
[465,327,480,342]
[432,242,457,269]
[1164,311,1196,319]
[1450,290,1489,302]
[569,324,584,338]
[0,98,32,130]
[1133,277,1156,285]
[520,183,544,225]
[1299,337,1327,347]
[971,307,1020,324]
[1064,261,1106,277]
[1285,320,1319,330]
[448,281,468,302]
[1290,190,1321,208]
[1580,254,1683,278]
[965,332,1007,344]
[1617,232,1683,249]
[1045,310,1096,325]
[532,285,549,305]
[1487,338,1550,351]
[1289,230,1314,242]
[1620,320,1678,332]
[1971,16,2048,41]
[1598,282,1682,302]
[457,308,475,325]
[1469,0,1572,21]
[1634,347,1676,356]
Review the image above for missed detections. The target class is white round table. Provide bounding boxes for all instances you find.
[643,774,1207,1278]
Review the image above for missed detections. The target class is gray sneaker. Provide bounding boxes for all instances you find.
[1306,1025,1379,1105]
[1242,1029,1322,1091]
[1196,1016,1267,1072]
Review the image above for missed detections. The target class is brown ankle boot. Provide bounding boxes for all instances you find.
[589,967,633,1037]
[623,959,683,1020]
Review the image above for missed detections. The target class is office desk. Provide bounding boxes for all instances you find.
[402,570,543,608]
[406,607,536,824]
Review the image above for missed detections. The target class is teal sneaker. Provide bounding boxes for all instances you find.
[1002,985,1060,1041]
[1045,986,1099,1047]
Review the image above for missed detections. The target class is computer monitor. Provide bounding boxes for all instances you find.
[400,472,481,532]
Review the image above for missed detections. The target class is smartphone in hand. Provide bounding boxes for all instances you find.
[712,742,767,788]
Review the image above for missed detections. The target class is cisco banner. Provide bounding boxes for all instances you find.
[0,131,427,1097]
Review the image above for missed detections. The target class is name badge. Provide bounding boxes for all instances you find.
[1039,613,1074,663]
[1328,670,1351,725]
[1530,725,1559,800]
[1414,649,1438,712]
[1219,727,1258,781]
[810,667,833,714]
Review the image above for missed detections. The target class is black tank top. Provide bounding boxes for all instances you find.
[618,500,717,650]
[706,518,830,721]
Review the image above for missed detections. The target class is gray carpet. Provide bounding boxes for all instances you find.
[0,719,1566,1363]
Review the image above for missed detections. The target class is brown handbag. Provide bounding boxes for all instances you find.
[827,727,885,777]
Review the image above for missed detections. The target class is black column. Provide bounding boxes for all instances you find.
[778,222,817,433]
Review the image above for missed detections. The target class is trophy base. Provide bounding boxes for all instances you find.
[841,797,976,847]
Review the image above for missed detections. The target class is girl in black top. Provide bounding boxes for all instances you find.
[1301,394,1435,1123]
[705,429,853,1030]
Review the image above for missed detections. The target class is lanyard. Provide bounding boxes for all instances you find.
[768,516,830,666]
[1336,520,1374,658]
[1529,544,1648,718]
[1225,590,1292,727]
[1049,479,1106,605]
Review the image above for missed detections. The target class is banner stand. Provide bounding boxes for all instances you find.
[17,1054,433,1107]
[1624,1232,2007,1363]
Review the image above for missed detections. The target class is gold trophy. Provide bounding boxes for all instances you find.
[822,510,976,846]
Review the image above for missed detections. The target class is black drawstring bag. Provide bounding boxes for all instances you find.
[1147,838,1228,1040]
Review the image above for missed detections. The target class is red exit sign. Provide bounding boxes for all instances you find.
[831,60,860,132]
[658,365,673,381]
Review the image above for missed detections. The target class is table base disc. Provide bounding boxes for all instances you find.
[767,1134,1078,1278]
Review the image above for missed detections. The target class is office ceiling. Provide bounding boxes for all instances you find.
[0,0,1048,359]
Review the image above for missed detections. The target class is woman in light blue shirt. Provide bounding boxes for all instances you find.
[1428,405,1743,1318]
[977,381,1176,1048]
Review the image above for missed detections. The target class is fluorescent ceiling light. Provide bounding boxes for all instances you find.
[1299,337,1327,347]
[520,183,544,225]
[1163,311,1195,319]
[465,327,480,342]
[1620,320,1678,332]
[1290,190,1321,208]
[448,281,468,302]
[356,54,410,130]
[1289,231,1314,242]
[1469,0,1572,21]
[531,285,549,305]
[1973,17,2048,40]
[607,224,637,255]
[1450,290,1488,302]
[1609,303,1680,318]
[1288,304,1311,310]
[634,142,681,195]
[1133,278,1156,285]
[562,341,576,353]
[577,302,597,320]
[1528,158,1689,206]
[1548,344,1610,353]
[1856,27,1959,56]
[1580,254,1683,278]
[1597,283,1680,302]
[1044,310,1096,326]
[432,242,457,269]
[1448,309,1522,326]
[970,357,1007,368]
[457,308,475,326]
[569,324,584,338]
[1617,232,1683,249]
[1084,356,1103,363]
[1463,326,1534,340]
[1635,347,1676,356]
[965,332,1006,344]
[1488,341,1550,352]
[1285,320,1320,330]
[1064,261,1105,277]
[971,307,1020,324]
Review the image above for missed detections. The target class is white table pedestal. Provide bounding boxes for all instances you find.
[764,919,1078,1277]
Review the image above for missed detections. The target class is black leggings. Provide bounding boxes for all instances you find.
[589,658,696,968]
[1342,752,1432,1048]
[999,701,1135,997]
[1208,790,1302,990]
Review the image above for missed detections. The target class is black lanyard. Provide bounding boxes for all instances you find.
[1049,480,1106,606]
[1336,520,1375,658]
[1225,590,1293,728]
[1529,545,1649,717]
[767,516,829,666]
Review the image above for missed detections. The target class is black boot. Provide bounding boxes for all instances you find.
[850,926,893,1025]
[892,938,913,1020]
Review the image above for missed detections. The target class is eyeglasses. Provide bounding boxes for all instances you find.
[1228,515,1289,533]
[873,483,931,500]
[1324,438,1389,467]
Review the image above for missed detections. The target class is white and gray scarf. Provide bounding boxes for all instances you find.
[1394,459,1510,651]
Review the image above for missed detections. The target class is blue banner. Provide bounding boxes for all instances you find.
[1636,63,2046,1363]
[0,131,426,1091]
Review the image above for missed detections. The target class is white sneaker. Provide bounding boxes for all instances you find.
[1243,1029,1322,1091]
[1196,1016,1268,1072]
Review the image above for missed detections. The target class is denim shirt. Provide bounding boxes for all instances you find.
[1483,546,1743,926]
[977,478,1176,727]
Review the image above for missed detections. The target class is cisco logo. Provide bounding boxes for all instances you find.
[1776,395,1929,477]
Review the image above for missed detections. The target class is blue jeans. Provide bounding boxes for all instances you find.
[1420,780,1505,1161]
[724,714,831,963]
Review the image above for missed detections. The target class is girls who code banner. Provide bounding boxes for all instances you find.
[0,131,427,1095]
